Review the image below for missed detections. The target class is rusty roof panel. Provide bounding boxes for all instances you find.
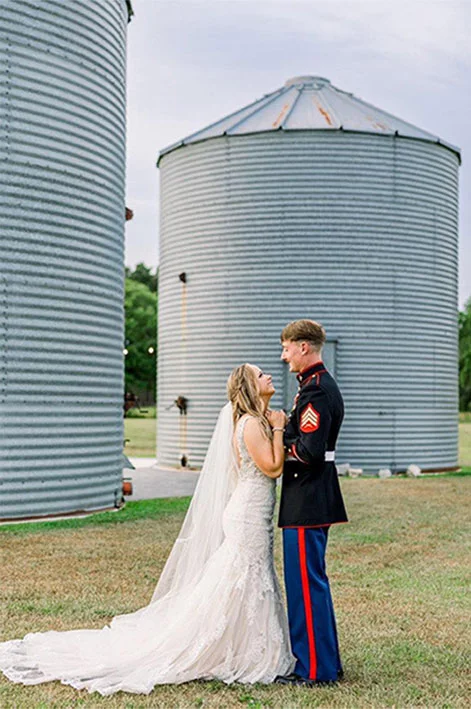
[158,75,460,163]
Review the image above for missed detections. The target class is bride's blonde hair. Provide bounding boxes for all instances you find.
[226,363,273,440]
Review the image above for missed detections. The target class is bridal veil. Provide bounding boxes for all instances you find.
[0,403,242,694]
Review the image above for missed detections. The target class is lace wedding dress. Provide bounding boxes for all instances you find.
[0,411,295,696]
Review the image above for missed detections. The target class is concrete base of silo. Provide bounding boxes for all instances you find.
[0,504,124,526]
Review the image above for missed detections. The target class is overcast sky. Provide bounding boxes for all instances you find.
[124,0,470,309]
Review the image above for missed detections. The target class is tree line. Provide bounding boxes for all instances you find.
[124,265,471,412]
[459,297,471,411]
[124,263,158,403]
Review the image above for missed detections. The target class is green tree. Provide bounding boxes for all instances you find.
[124,277,157,401]
[459,297,471,411]
[125,262,158,293]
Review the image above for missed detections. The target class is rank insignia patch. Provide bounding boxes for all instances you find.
[300,403,320,433]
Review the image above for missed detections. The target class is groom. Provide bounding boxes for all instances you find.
[276,319,348,685]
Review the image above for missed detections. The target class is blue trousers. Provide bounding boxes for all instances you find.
[282,526,342,681]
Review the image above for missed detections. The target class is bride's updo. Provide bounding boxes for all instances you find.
[227,364,273,440]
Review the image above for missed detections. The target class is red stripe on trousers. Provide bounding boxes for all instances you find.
[298,528,317,680]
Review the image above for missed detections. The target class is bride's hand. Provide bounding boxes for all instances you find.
[266,409,287,429]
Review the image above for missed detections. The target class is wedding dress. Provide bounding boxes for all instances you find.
[0,405,295,696]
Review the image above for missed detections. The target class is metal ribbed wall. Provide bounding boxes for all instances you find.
[0,0,129,519]
[157,130,459,473]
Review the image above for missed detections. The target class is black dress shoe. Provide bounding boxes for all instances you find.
[275,672,343,686]
[274,673,303,685]
[275,673,318,686]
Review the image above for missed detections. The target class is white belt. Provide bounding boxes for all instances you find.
[286,450,335,462]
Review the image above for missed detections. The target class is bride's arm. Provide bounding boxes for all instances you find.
[243,417,285,479]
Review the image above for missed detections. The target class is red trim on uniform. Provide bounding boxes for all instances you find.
[298,528,317,680]
[299,367,326,383]
[298,361,324,376]
[291,443,308,464]
[282,520,349,529]
[300,370,327,388]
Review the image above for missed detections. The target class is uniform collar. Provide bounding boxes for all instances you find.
[296,360,325,384]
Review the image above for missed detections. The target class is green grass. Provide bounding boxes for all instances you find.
[125,405,156,419]
[459,421,471,465]
[0,497,191,536]
[124,416,157,457]
[1,477,470,708]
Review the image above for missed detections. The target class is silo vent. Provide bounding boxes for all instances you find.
[284,75,331,89]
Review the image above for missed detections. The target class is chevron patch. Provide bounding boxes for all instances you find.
[300,403,320,433]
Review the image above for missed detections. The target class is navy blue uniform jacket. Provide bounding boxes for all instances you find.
[278,361,348,528]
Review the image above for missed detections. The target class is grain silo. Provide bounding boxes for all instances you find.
[156,75,460,474]
[0,0,133,520]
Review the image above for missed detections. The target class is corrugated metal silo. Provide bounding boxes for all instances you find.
[0,0,133,520]
[156,76,460,474]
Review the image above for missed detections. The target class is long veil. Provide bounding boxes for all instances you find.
[0,401,241,695]
[150,401,238,602]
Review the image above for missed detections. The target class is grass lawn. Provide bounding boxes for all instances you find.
[124,416,157,457]
[1,475,470,708]
[126,417,471,466]
[459,418,471,466]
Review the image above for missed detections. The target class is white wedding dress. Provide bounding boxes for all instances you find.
[0,410,295,696]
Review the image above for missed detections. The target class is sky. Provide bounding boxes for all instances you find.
[124,0,470,309]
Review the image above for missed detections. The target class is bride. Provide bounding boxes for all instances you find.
[0,363,296,696]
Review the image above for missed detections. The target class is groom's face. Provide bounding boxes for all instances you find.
[280,339,304,372]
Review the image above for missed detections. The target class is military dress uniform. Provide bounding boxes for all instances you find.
[278,360,348,683]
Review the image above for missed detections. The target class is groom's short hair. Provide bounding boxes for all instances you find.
[280,320,326,351]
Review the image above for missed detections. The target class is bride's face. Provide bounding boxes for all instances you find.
[248,364,275,398]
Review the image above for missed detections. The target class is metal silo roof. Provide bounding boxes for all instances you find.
[158,75,460,164]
